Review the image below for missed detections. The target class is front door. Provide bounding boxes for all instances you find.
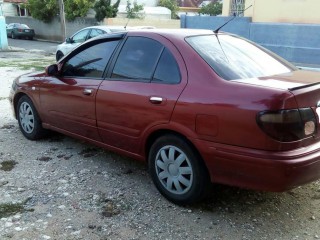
[96,35,187,154]
[40,40,120,141]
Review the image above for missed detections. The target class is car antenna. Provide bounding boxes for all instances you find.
[214,4,252,34]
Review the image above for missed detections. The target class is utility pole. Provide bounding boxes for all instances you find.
[58,0,66,42]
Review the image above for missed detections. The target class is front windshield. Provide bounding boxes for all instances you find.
[186,34,296,80]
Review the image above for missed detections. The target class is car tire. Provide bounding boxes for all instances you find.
[11,32,16,39]
[149,134,210,205]
[56,51,64,61]
[17,95,47,140]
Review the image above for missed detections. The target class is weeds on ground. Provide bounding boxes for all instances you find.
[0,199,34,218]
[0,160,17,171]
[0,58,54,71]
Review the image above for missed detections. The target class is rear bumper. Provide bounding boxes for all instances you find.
[194,139,320,191]
[15,31,35,38]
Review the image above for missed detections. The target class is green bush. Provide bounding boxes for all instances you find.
[199,2,223,16]
[94,0,121,22]
[27,0,58,23]
[158,0,178,19]
[64,0,95,21]
[27,0,95,22]
[126,0,144,19]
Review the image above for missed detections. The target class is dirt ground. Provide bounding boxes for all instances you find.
[0,51,320,240]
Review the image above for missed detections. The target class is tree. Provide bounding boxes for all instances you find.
[27,0,95,23]
[158,0,178,19]
[199,1,223,16]
[64,0,95,21]
[93,0,121,22]
[27,0,58,23]
[126,0,144,19]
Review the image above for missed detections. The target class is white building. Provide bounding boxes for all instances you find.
[0,0,29,17]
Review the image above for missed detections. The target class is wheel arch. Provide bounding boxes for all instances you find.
[12,92,28,119]
[144,129,209,175]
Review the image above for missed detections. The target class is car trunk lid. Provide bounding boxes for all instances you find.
[233,69,320,108]
[234,70,320,141]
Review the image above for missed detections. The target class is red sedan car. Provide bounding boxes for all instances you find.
[9,29,320,204]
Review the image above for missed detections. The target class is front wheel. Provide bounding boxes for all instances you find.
[11,32,16,39]
[149,134,210,205]
[17,95,47,140]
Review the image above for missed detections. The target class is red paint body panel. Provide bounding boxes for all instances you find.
[193,138,320,191]
[9,29,320,193]
[39,76,103,141]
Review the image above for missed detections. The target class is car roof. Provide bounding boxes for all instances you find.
[83,29,234,49]
[83,25,125,30]
[97,28,223,41]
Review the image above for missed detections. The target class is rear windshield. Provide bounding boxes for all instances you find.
[16,24,29,29]
[186,34,296,80]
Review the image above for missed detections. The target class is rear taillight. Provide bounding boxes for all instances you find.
[257,108,317,142]
[18,29,22,32]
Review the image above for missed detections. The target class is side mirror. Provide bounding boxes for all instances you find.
[65,37,73,43]
[45,64,59,76]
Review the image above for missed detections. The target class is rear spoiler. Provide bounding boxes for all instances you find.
[289,82,320,91]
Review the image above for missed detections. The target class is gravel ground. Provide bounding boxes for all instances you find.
[0,51,320,240]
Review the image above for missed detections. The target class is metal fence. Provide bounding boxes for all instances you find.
[229,0,245,16]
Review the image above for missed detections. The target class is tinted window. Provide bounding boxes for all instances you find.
[186,35,296,80]
[112,37,163,81]
[89,29,105,39]
[153,48,180,84]
[72,29,89,43]
[62,40,119,78]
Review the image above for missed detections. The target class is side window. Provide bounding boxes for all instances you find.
[89,29,105,39]
[153,48,181,84]
[72,29,89,43]
[62,40,119,78]
[111,37,163,81]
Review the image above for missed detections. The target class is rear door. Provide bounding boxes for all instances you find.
[96,34,188,154]
[40,39,121,141]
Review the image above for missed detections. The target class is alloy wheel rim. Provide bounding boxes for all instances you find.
[155,145,193,195]
[19,102,35,134]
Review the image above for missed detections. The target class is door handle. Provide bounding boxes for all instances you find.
[83,88,93,95]
[149,96,163,104]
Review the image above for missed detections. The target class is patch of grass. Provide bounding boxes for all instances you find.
[0,199,34,218]
[0,57,54,70]
[0,203,25,218]
[0,160,17,171]
[20,64,46,71]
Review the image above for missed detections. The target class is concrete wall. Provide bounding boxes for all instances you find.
[105,17,180,29]
[180,15,251,38]
[181,15,320,66]
[223,0,320,24]
[5,16,97,42]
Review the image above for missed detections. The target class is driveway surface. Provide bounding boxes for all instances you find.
[7,38,58,55]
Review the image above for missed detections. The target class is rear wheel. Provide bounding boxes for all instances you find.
[149,134,210,205]
[17,95,47,140]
